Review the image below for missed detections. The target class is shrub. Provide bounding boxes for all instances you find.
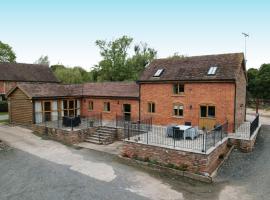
[0,101,8,112]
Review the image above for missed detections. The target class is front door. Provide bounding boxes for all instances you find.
[123,104,131,121]
[199,105,216,130]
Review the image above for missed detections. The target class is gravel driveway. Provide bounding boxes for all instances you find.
[0,124,269,200]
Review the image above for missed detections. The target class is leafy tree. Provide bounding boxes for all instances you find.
[94,36,157,81]
[0,41,16,62]
[126,43,157,80]
[50,64,66,72]
[35,55,50,65]
[167,52,187,59]
[247,64,270,99]
[94,36,133,81]
[257,64,270,99]
[53,67,84,84]
[247,68,259,98]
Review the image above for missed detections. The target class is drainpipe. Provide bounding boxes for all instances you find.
[138,82,141,122]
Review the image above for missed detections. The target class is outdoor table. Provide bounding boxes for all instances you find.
[175,125,192,140]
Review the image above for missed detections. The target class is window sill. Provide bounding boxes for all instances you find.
[88,110,93,112]
[200,117,216,119]
[171,94,185,97]
[172,116,184,119]
[103,111,111,113]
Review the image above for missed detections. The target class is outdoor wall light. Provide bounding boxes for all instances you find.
[190,105,192,109]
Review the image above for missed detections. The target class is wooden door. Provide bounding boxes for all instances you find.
[199,105,216,130]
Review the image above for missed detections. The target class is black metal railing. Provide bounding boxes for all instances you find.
[250,114,259,137]
[35,113,102,131]
[124,121,228,153]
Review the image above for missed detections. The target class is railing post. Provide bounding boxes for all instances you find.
[173,128,175,148]
[71,118,73,131]
[127,122,130,140]
[147,126,149,144]
[202,133,206,153]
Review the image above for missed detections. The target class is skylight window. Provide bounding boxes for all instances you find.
[153,69,164,77]
[207,66,217,75]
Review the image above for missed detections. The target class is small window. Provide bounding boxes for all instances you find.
[148,102,155,113]
[200,105,216,118]
[200,106,207,117]
[173,84,184,94]
[173,104,184,117]
[208,106,215,117]
[88,101,94,111]
[104,102,110,112]
[153,69,164,77]
[207,66,217,75]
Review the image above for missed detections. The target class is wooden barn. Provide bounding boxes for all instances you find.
[6,83,82,125]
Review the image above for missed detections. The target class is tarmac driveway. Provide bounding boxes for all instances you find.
[0,124,269,200]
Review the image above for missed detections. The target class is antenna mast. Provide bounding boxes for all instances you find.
[242,32,249,64]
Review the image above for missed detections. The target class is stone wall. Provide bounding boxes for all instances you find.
[121,140,231,174]
[32,124,97,145]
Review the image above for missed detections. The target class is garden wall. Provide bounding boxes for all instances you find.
[121,139,231,175]
[32,124,97,145]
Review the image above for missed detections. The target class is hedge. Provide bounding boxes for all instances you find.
[0,101,8,112]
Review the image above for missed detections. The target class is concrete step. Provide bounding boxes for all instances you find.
[95,130,115,135]
[99,126,117,131]
[84,138,103,144]
[87,134,112,140]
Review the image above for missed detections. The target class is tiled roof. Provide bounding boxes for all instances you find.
[0,62,59,82]
[139,53,245,82]
[82,82,139,98]
[8,82,139,99]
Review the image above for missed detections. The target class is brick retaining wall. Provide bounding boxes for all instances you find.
[32,124,97,145]
[229,126,260,153]
[121,139,230,174]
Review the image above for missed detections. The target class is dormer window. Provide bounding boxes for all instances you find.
[153,69,164,77]
[207,66,217,75]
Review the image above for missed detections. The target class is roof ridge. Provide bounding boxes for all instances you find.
[153,52,244,62]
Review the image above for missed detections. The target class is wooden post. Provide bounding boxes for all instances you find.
[256,98,259,114]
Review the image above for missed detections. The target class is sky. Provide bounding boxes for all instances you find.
[1,0,269,71]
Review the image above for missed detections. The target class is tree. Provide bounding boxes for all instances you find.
[94,36,157,81]
[126,43,157,80]
[35,55,50,65]
[53,67,84,84]
[167,52,187,59]
[257,64,270,99]
[247,68,259,98]
[50,64,66,72]
[0,41,16,62]
[94,35,133,81]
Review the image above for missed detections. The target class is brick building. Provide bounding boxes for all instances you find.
[7,53,246,132]
[0,62,59,101]
[138,53,247,131]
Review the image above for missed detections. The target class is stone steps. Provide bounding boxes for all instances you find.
[84,126,117,145]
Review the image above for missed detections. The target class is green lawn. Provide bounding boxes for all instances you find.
[0,112,8,116]
[0,119,8,124]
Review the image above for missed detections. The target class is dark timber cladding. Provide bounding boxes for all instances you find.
[9,88,33,124]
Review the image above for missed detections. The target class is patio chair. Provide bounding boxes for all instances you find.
[184,128,198,140]
[166,124,177,137]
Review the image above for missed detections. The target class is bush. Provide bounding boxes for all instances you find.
[0,101,8,112]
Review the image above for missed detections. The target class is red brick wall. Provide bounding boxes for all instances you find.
[0,81,17,94]
[122,140,230,174]
[80,98,139,121]
[235,65,247,125]
[140,82,235,132]
[0,81,4,94]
